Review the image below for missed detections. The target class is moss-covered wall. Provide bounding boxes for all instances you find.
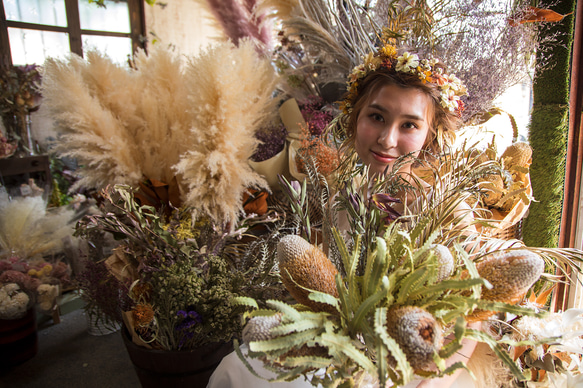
[523,0,576,248]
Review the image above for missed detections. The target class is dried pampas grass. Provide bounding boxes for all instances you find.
[0,196,75,260]
[42,41,278,225]
[174,39,278,224]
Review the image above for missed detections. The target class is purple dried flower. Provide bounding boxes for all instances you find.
[252,124,288,162]
[371,193,402,223]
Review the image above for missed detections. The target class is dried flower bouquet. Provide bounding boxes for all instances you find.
[233,150,583,387]
[42,39,278,224]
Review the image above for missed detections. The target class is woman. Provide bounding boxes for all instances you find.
[334,46,479,388]
[208,45,481,388]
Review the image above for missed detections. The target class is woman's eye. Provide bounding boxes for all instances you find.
[370,113,384,123]
[403,122,418,130]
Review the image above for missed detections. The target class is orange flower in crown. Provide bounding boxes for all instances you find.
[341,43,468,116]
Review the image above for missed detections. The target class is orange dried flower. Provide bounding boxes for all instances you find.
[132,303,155,327]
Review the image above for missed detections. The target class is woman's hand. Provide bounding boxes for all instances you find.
[415,321,481,388]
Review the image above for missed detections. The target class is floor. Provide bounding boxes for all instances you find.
[1,302,141,388]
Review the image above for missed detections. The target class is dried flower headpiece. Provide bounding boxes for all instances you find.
[341,44,468,116]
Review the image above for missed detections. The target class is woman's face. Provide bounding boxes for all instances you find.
[355,83,432,176]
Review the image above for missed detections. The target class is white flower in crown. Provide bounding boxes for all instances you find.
[440,89,461,112]
[444,74,467,94]
[349,64,366,83]
[396,52,419,73]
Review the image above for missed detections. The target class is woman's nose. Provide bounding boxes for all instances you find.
[378,126,398,148]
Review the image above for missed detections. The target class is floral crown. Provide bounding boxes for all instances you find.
[341,44,468,116]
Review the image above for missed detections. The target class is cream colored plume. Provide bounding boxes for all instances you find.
[43,42,278,224]
[0,196,75,260]
[174,39,278,224]
[42,48,195,191]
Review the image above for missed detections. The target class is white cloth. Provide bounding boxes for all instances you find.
[207,345,475,388]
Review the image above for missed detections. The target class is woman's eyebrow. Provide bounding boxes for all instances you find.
[368,103,426,122]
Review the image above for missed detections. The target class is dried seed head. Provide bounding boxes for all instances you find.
[419,244,455,282]
[277,235,339,313]
[386,306,443,370]
[501,142,532,168]
[242,313,283,344]
[468,249,544,322]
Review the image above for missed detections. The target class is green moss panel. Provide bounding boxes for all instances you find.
[522,0,576,248]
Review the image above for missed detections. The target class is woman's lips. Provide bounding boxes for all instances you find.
[371,150,397,164]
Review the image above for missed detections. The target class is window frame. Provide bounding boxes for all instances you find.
[0,0,146,68]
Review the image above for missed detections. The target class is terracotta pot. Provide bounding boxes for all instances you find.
[0,308,38,369]
[121,327,233,388]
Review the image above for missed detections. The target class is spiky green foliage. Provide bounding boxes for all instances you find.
[232,146,583,386]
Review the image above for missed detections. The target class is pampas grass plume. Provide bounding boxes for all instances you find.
[175,39,278,224]
[0,196,75,260]
[43,42,278,225]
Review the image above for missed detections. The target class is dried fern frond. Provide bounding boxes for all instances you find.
[0,196,75,260]
[174,39,279,224]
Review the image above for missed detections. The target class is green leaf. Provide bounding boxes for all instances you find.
[364,237,389,299]
[374,307,414,383]
[308,290,340,311]
[266,300,302,321]
[280,356,333,369]
[351,276,390,331]
[249,328,321,352]
[270,319,326,336]
[397,266,428,304]
[474,300,545,318]
[319,332,376,373]
[231,296,259,309]
[465,328,526,381]
[408,278,487,300]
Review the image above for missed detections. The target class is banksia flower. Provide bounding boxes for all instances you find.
[468,250,544,322]
[419,244,455,282]
[243,313,328,366]
[242,314,283,344]
[501,142,532,169]
[277,235,339,313]
[386,306,443,370]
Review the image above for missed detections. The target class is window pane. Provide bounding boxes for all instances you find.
[8,28,70,65]
[82,35,132,66]
[78,0,130,33]
[4,0,67,27]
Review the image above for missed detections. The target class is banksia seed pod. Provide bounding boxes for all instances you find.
[467,250,544,322]
[242,314,283,344]
[501,142,532,169]
[386,306,443,370]
[243,313,328,367]
[482,174,504,206]
[419,244,454,282]
[278,235,339,313]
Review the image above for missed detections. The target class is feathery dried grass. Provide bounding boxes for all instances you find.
[0,196,75,260]
[42,48,192,190]
[174,39,278,224]
[43,42,279,224]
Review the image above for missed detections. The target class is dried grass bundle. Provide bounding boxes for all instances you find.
[175,39,278,223]
[43,42,278,225]
[0,196,75,260]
